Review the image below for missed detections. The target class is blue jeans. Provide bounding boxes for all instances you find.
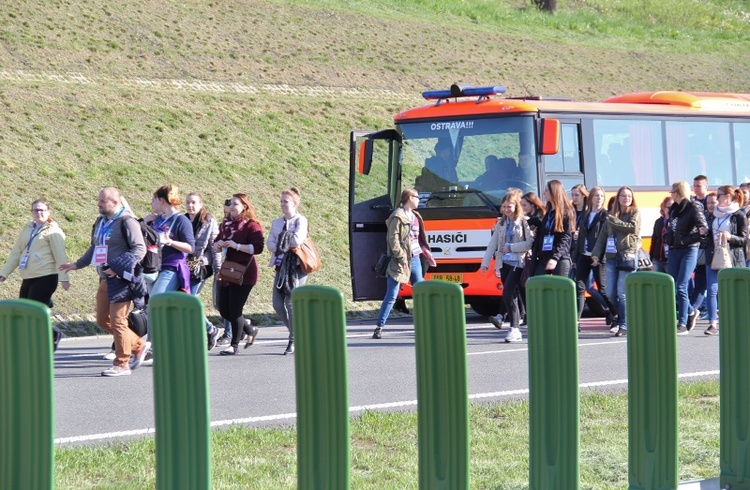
[151,269,180,297]
[705,265,720,324]
[376,256,423,328]
[667,247,699,326]
[190,278,215,333]
[605,260,631,329]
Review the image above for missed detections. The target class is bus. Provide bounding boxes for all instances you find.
[349,84,750,316]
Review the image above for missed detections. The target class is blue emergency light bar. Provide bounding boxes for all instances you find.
[422,84,507,100]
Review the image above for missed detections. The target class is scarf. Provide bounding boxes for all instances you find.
[274,230,300,295]
[713,202,740,220]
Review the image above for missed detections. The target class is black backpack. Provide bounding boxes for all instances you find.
[121,217,161,274]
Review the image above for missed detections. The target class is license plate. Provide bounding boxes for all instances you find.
[430,273,463,283]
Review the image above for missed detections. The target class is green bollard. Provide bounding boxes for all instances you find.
[0,299,54,490]
[718,268,750,489]
[527,275,579,490]
[149,293,211,490]
[626,272,678,490]
[292,286,350,490]
[412,280,470,490]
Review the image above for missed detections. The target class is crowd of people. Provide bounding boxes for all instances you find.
[2,176,748,372]
[0,185,310,377]
[373,176,749,343]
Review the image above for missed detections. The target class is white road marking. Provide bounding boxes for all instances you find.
[54,370,719,445]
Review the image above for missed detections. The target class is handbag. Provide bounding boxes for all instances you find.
[187,256,213,281]
[615,251,637,272]
[373,252,390,278]
[711,234,732,270]
[637,248,652,271]
[218,260,248,285]
[292,237,322,274]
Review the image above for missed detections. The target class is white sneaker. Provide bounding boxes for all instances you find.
[129,341,151,371]
[141,350,153,366]
[609,325,619,334]
[504,327,522,343]
[488,314,504,329]
[103,350,116,361]
[101,365,131,377]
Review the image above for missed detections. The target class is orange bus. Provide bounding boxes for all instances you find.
[349,84,750,315]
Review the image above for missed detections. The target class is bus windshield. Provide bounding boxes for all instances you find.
[398,116,539,209]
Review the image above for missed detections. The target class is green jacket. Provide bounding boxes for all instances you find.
[591,210,641,259]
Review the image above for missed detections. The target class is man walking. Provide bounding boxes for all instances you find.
[60,187,150,377]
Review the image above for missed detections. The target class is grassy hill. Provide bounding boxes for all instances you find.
[1,0,749,325]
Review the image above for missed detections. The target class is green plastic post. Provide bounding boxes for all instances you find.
[718,268,750,489]
[412,280,469,490]
[0,299,54,490]
[526,275,579,490]
[625,272,678,490]
[292,286,350,490]
[149,293,211,490]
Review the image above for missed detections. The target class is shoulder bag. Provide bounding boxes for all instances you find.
[218,259,248,285]
[711,233,733,271]
[292,231,322,274]
[637,248,653,271]
[373,252,390,278]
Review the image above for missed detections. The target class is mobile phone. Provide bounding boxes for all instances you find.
[224,199,231,207]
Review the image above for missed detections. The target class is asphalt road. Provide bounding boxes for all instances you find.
[53,315,720,446]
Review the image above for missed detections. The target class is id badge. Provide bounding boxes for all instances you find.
[19,253,29,270]
[502,252,514,262]
[274,254,283,267]
[606,237,617,254]
[663,244,669,258]
[542,235,554,251]
[93,245,108,265]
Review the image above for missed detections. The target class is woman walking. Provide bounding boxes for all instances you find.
[214,194,265,355]
[529,180,575,277]
[267,187,308,355]
[480,193,533,342]
[185,192,221,350]
[0,199,69,350]
[148,185,196,297]
[704,186,747,335]
[649,196,673,273]
[665,181,708,335]
[372,188,435,339]
[591,186,641,337]
[573,187,616,328]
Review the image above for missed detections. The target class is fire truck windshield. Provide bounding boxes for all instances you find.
[397,116,539,209]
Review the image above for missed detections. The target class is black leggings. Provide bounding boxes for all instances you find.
[20,274,59,307]
[217,283,254,347]
[500,264,524,329]
[575,255,616,319]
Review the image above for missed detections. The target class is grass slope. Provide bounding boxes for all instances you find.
[1,0,749,322]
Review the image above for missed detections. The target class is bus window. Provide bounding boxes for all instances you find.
[593,119,665,187]
[735,123,750,183]
[666,121,732,186]
[544,123,581,174]
[399,116,539,207]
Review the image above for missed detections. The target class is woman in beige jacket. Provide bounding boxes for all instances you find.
[372,188,435,339]
[480,193,533,342]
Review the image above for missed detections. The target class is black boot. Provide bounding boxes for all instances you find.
[284,340,294,355]
[372,327,382,339]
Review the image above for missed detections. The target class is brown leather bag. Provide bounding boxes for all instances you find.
[292,237,322,274]
[218,260,248,285]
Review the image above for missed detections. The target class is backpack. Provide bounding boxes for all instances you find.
[121,217,161,274]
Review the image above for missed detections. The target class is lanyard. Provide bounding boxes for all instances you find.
[25,223,45,252]
[154,213,178,234]
[716,215,731,231]
[95,207,125,245]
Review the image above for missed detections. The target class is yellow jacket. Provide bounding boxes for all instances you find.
[0,220,69,281]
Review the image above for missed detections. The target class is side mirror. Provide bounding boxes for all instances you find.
[358,139,374,175]
[539,118,560,155]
